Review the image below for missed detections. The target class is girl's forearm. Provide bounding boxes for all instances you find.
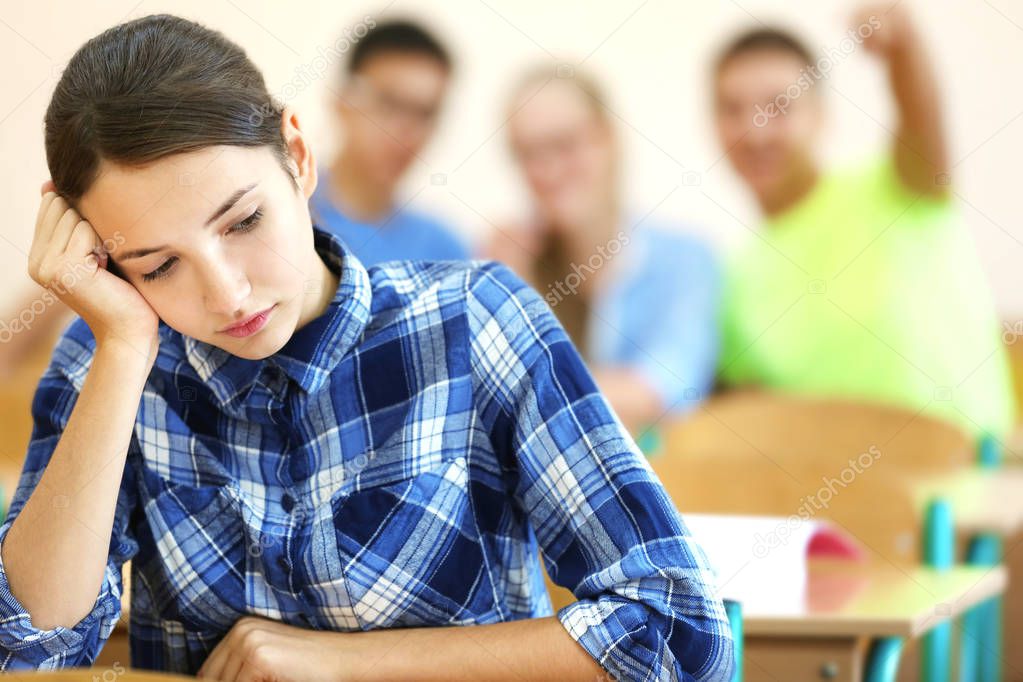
[2,337,153,630]
[334,616,607,681]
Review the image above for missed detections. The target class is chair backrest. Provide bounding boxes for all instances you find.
[649,391,973,565]
[667,390,972,473]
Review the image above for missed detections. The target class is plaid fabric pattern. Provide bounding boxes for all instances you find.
[0,225,733,680]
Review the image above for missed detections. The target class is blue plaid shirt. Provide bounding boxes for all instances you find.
[0,225,733,680]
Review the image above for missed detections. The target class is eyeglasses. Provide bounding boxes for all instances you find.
[344,75,443,131]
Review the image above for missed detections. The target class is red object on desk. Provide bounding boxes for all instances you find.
[808,525,865,560]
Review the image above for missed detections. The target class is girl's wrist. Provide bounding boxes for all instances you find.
[95,333,159,371]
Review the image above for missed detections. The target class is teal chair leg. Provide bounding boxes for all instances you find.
[978,591,1003,682]
[969,433,1004,682]
[977,433,1002,468]
[961,606,980,682]
[922,499,954,682]
[865,637,905,682]
[924,621,954,682]
[724,599,742,682]
[959,533,1002,682]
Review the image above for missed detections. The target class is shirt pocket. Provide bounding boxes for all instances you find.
[327,454,501,630]
[136,475,248,633]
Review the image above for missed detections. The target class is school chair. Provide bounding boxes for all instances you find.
[648,390,982,681]
[956,433,1006,682]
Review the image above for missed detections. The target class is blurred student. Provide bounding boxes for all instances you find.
[486,68,721,432]
[311,20,468,265]
[713,5,1015,437]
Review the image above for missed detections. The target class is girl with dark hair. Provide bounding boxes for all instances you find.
[0,14,733,681]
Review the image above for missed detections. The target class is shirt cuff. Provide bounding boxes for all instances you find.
[0,519,123,669]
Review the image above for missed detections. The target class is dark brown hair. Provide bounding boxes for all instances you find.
[714,27,815,74]
[45,14,293,203]
[347,19,451,75]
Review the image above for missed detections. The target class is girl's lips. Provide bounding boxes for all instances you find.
[221,304,277,338]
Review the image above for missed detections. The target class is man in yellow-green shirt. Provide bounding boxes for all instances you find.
[711,5,1015,437]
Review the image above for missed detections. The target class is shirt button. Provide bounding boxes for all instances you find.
[281,492,295,512]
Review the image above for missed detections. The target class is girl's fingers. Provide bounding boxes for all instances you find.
[38,194,70,246]
[34,189,57,228]
[66,220,100,264]
[40,180,56,196]
[50,206,82,256]
[29,201,74,280]
[234,660,261,682]
[197,643,227,680]
[32,192,63,251]
[219,651,245,682]
[29,190,61,272]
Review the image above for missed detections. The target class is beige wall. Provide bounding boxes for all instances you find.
[1,0,1020,318]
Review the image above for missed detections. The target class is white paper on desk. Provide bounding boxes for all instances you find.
[682,513,818,614]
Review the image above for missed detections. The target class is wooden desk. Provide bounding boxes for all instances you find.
[4,671,193,681]
[914,467,1023,536]
[745,559,1006,638]
[742,559,1007,682]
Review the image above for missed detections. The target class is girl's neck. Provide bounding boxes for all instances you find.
[295,245,340,331]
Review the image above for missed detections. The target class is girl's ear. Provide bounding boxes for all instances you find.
[279,105,317,199]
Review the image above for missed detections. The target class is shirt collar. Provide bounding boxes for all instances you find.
[183,224,372,405]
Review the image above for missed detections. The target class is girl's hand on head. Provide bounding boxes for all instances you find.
[28,181,161,353]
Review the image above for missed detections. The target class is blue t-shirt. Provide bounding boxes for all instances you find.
[310,170,469,266]
[584,224,721,413]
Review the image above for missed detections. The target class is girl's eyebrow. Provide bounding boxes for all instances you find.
[118,183,259,261]
[204,182,259,227]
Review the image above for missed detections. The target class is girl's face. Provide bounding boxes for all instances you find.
[78,112,334,360]
[508,81,617,235]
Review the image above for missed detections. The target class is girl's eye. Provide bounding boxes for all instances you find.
[142,256,178,282]
[228,208,263,234]
[140,209,263,283]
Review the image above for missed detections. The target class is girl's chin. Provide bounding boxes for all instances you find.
[206,323,291,360]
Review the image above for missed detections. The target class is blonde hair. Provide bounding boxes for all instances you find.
[507,65,620,357]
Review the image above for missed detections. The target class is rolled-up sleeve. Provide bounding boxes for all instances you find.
[0,328,139,670]
[467,262,734,682]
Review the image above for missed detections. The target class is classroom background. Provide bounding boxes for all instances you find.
[1,0,1021,315]
[1,1,1023,681]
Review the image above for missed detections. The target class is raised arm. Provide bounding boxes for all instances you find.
[858,4,950,197]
